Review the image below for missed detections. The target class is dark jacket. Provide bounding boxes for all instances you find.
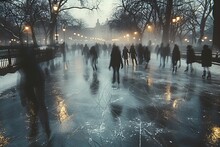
[109,46,123,68]
[201,45,212,67]
[186,45,195,64]
[172,44,180,62]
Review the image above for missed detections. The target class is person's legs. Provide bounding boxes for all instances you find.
[112,67,116,83]
[190,63,194,72]
[131,58,134,66]
[135,57,138,65]
[25,86,39,139]
[35,83,51,139]
[207,67,211,79]
[116,67,120,84]
[185,64,189,72]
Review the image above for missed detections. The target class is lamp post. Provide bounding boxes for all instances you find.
[147,24,152,41]
[172,16,180,43]
[53,1,59,44]
[62,27,66,43]
[24,26,29,47]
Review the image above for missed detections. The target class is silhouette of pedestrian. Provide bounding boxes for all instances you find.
[82,44,90,65]
[172,44,181,73]
[144,46,151,69]
[122,46,129,66]
[90,45,98,71]
[130,44,138,66]
[185,45,195,73]
[61,42,66,62]
[201,44,212,79]
[109,45,123,85]
[137,43,144,64]
[165,43,171,63]
[158,43,166,67]
[17,46,51,141]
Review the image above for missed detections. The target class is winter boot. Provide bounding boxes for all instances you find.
[207,71,211,79]
[202,70,206,79]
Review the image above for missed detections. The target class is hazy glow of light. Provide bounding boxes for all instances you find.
[0,133,9,146]
[172,99,178,108]
[56,96,69,123]
[146,77,153,86]
[165,84,171,101]
[208,126,220,144]
[67,0,119,27]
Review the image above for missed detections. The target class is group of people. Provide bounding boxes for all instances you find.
[16,40,214,144]
[170,44,212,79]
[81,42,213,85]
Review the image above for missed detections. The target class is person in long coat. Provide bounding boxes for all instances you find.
[129,44,138,66]
[17,46,51,141]
[144,46,151,69]
[109,45,123,84]
[201,44,212,79]
[122,46,129,66]
[172,44,181,73]
[185,45,195,72]
[82,44,90,65]
[90,46,98,71]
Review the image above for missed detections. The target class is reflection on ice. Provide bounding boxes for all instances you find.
[208,126,220,145]
[56,96,69,123]
[164,84,171,101]
[0,132,9,146]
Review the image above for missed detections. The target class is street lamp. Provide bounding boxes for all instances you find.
[53,1,59,44]
[24,26,29,46]
[172,16,181,43]
[62,27,66,42]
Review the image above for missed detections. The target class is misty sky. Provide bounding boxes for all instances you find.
[67,0,119,28]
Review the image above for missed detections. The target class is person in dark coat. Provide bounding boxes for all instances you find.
[82,44,90,65]
[185,45,195,72]
[201,44,212,79]
[129,44,138,66]
[172,44,181,73]
[122,46,129,66]
[90,46,98,71]
[137,43,144,64]
[158,42,166,67]
[17,46,51,141]
[144,46,151,69]
[109,45,123,84]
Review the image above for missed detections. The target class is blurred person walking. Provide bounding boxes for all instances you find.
[90,45,98,71]
[109,45,123,85]
[17,46,51,141]
[122,46,129,66]
[184,45,195,73]
[172,44,181,73]
[130,44,138,66]
[201,45,212,79]
[144,46,151,69]
[82,44,90,65]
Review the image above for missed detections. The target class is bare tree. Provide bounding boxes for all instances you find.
[48,0,101,45]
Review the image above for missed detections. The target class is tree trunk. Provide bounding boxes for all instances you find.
[213,0,220,50]
[49,13,57,45]
[162,0,173,45]
[30,25,38,46]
